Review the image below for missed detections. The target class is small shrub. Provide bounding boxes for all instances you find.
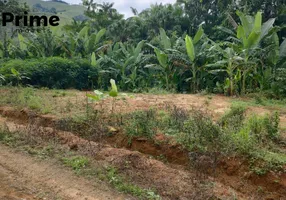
[219,104,246,131]
[263,112,280,140]
[124,109,157,139]
[178,109,221,151]
[246,112,280,143]
[0,58,97,89]
[254,95,265,105]
[232,126,255,154]
[168,105,189,132]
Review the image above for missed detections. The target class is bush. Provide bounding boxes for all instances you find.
[178,109,221,151]
[221,111,281,155]
[0,57,97,89]
[271,68,286,98]
[219,104,246,131]
[124,109,157,139]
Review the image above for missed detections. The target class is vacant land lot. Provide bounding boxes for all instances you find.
[0,87,286,200]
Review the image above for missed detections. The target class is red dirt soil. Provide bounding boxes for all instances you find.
[1,105,286,199]
[0,92,286,199]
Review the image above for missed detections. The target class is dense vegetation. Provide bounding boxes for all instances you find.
[0,0,286,97]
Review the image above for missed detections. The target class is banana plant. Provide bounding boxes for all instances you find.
[219,11,279,95]
[118,40,145,90]
[278,39,286,69]
[86,79,118,101]
[21,29,63,57]
[146,28,184,90]
[89,52,104,89]
[10,68,30,86]
[185,25,205,92]
[100,40,145,90]
[207,46,244,96]
[109,79,118,97]
[148,47,171,89]
[63,25,106,58]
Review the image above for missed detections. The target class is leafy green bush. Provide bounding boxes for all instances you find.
[178,109,221,151]
[124,109,157,139]
[219,104,246,131]
[0,57,97,89]
[221,111,281,155]
[230,126,255,154]
[272,68,286,98]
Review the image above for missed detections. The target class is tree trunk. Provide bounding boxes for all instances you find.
[241,73,246,95]
[230,77,234,96]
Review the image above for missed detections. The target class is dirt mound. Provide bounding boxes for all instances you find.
[105,133,190,165]
[0,107,56,127]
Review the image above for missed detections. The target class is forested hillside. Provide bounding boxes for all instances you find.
[23,0,86,20]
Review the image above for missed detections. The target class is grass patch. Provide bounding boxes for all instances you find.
[0,87,80,116]
[62,156,89,172]
[106,167,161,200]
[0,87,53,113]
[250,150,286,175]
[231,95,286,110]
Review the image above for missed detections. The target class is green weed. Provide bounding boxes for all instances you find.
[106,167,161,200]
[62,156,89,172]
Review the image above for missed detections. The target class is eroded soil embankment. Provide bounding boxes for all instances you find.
[0,106,286,199]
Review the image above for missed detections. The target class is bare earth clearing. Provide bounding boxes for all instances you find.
[0,89,286,200]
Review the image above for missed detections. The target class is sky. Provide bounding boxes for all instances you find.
[64,0,176,18]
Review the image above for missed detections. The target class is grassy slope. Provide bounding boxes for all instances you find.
[20,0,86,24]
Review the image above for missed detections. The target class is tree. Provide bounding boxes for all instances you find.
[185,25,208,92]
[83,1,123,30]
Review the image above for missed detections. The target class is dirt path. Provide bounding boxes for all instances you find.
[0,144,127,200]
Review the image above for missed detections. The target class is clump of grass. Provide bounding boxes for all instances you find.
[62,156,89,172]
[0,128,15,144]
[106,167,161,200]
[52,90,67,97]
[219,104,246,128]
[231,94,286,109]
